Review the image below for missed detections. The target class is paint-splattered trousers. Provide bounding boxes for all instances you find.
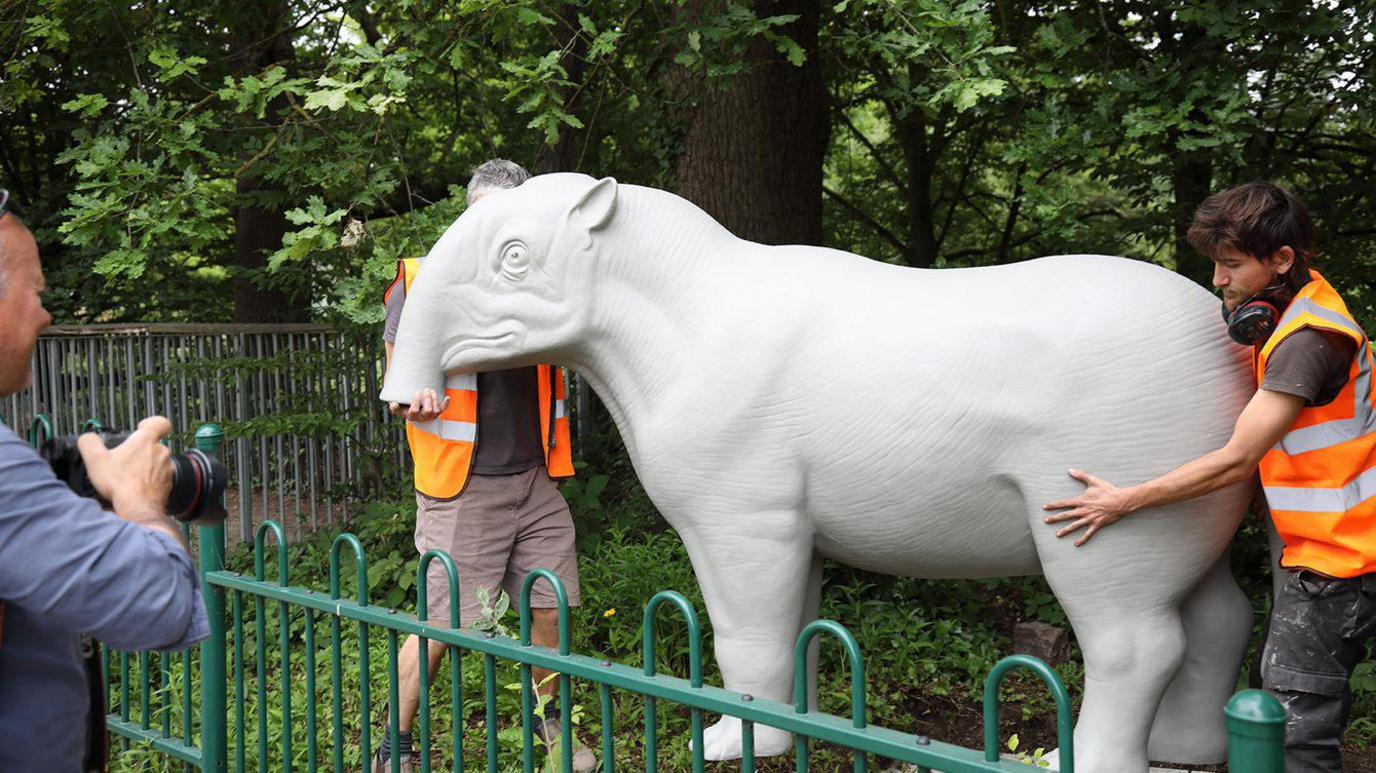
[1260,569,1376,773]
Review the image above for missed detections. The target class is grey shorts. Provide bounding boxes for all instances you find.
[415,467,581,629]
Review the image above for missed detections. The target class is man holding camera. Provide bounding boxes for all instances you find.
[0,191,209,772]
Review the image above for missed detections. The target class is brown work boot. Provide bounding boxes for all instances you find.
[535,717,596,772]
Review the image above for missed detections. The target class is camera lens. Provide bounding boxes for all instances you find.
[168,448,229,525]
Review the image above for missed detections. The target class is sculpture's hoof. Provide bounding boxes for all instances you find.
[1042,747,1062,771]
[694,717,792,760]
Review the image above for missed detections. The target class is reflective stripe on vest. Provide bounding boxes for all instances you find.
[391,258,574,498]
[1256,270,1376,578]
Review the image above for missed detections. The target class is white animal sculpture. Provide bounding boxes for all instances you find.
[381,173,1257,772]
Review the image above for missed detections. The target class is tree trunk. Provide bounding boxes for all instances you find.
[894,104,940,268]
[535,4,588,174]
[229,0,305,322]
[1170,132,1214,288]
[675,0,828,246]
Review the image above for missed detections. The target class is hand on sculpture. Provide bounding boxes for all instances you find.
[404,388,449,422]
[1042,468,1134,546]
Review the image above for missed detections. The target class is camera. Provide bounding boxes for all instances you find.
[41,430,229,525]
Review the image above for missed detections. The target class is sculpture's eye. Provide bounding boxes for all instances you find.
[499,240,529,281]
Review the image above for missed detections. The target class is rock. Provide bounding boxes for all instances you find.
[1013,621,1070,665]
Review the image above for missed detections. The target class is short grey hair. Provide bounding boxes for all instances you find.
[466,159,531,205]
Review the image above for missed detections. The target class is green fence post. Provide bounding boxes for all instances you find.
[27,414,53,447]
[1225,690,1285,773]
[793,620,867,773]
[641,591,704,773]
[982,655,1073,773]
[196,424,228,773]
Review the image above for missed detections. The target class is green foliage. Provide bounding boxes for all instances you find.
[6,1,1373,325]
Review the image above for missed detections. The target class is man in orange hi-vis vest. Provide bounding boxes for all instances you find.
[1043,182,1374,772]
[373,160,593,773]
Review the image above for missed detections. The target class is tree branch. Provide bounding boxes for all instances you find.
[823,184,909,256]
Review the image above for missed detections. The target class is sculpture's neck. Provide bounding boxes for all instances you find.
[561,190,740,457]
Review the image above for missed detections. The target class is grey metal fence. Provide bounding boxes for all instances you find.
[1,324,407,544]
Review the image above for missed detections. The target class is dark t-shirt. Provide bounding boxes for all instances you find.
[1260,327,1357,407]
[384,283,545,475]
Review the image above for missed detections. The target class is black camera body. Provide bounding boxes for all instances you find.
[42,430,229,525]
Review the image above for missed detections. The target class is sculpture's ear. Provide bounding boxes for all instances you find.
[568,177,617,232]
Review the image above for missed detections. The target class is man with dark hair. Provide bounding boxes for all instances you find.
[373,161,594,773]
[1044,181,1374,772]
[0,190,209,771]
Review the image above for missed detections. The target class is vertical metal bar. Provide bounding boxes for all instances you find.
[331,599,344,773]
[64,338,76,433]
[196,423,228,773]
[359,618,373,767]
[236,334,252,544]
[44,336,61,434]
[104,337,117,432]
[257,338,271,528]
[197,337,209,422]
[284,334,298,539]
[162,336,173,424]
[85,336,97,423]
[388,629,400,773]
[233,590,246,773]
[305,334,319,532]
[272,335,286,526]
[161,652,172,737]
[124,336,137,429]
[305,606,318,773]
[417,628,432,773]
[450,644,463,773]
[559,674,572,773]
[362,335,379,500]
[140,651,152,730]
[120,651,130,723]
[143,336,156,423]
[255,590,267,773]
[484,654,498,773]
[521,658,535,773]
[645,695,657,773]
[740,721,755,773]
[599,684,613,773]
[280,597,293,772]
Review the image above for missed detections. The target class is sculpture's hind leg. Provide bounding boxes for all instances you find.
[675,512,815,760]
[1147,552,1252,763]
[1032,501,1224,771]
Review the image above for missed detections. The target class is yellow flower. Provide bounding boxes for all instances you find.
[603,608,616,618]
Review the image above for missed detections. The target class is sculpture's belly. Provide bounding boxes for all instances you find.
[808,473,1042,579]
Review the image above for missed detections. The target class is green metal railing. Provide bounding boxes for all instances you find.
[28,416,1289,772]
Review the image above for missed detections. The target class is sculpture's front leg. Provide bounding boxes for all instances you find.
[675,510,816,760]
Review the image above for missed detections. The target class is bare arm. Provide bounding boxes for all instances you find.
[1043,388,1306,546]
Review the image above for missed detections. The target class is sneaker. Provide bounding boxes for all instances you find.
[371,747,426,773]
[534,717,597,772]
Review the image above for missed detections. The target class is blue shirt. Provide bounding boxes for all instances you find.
[0,423,209,771]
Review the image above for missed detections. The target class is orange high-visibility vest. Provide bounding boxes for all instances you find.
[385,258,574,499]
[1257,270,1376,578]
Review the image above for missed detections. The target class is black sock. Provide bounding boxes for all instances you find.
[379,728,413,758]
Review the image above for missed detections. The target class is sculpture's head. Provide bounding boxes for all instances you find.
[380,173,617,403]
